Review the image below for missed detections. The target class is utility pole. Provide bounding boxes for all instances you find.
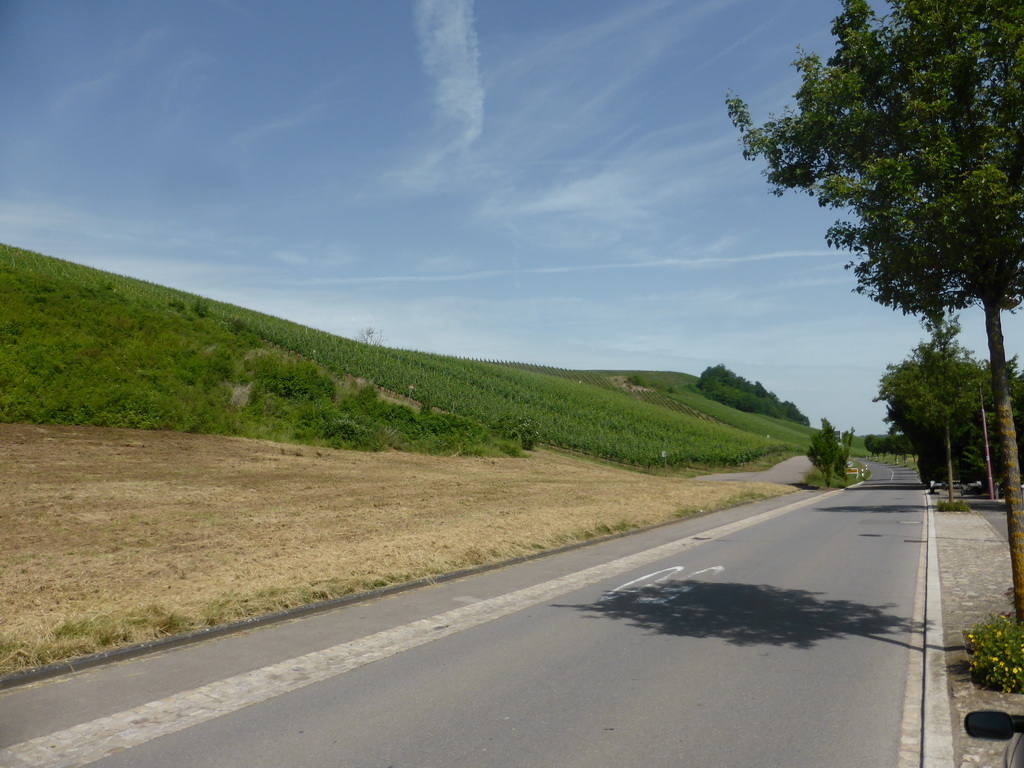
[982,383,996,500]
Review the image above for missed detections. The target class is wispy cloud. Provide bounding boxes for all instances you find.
[280,248,827,287]
[0,198,266,285]
[478,0,740,158]
[437,2,766,250]
[51,26,173,114]
[475,130,744,251]
[229,101,331,152]
[414,0,484,152]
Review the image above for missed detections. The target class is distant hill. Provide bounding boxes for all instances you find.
[0,244,812,469]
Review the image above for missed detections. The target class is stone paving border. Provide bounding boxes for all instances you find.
[935,507,1022,768]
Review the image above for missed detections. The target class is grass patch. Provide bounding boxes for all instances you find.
[802,460,868,489]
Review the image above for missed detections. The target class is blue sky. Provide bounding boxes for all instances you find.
[2,0,1017,435]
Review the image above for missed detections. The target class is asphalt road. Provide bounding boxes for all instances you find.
[0,464,927,767]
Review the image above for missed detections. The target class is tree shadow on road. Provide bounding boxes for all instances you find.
[849,480,927,492]
[560,581,922,650]
[822,503,924,514]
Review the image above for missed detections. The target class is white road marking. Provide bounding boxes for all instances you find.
[688,565,725,578]
[603,565,725,604]
[604,566,687,596]
[602,565,725,601]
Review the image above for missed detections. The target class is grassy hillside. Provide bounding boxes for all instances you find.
[0,249,505,457]
[605,370,816,446]
[499,365,815,447]
[0,244,805,468]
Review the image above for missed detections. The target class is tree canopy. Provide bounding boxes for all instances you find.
[864,432,914,460]
[807,418,851,487]
[728,0,1024,619]
[696,364,810,425]
[728,0,1024,320]
[876,317,986,500]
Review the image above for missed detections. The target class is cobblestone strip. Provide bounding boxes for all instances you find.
[897,504,927,768]
[0,493,828,768]
[935,511,1016,768]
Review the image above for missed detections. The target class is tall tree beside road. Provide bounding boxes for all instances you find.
[876,317,986,503]
[727,0,1024,620]
[808,418,845,488]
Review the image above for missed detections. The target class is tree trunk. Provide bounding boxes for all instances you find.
[984,301,1024,621]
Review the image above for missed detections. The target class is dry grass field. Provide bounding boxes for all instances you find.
[0,423,795,675]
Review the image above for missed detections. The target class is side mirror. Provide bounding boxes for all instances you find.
[965,711,1017,741]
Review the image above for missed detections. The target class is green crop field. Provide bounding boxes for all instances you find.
[0,243,811,468]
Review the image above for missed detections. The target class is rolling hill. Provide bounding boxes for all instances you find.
[0,243,814,469]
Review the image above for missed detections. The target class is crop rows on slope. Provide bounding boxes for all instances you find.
[1,246,792,467]
[218,320,784,467]
[487,362,715,421]
[656,387,814,447]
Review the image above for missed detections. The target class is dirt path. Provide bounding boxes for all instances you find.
[695,455,812,485]
[0,423,795,673]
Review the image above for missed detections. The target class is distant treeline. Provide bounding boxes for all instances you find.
[696,365,810,426]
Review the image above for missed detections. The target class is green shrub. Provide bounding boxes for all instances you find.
[296,401,385,451]
[967,615,1024,693]
[937,500,971,512]
[250,355,335,401]
[493,414,540,450]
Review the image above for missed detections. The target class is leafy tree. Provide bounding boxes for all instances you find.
[889,432,915,463]
[876,317,986,502]
[865,432,913,462]
[864,434,882,457]
[727,0,1024,619]
[697,364,810,425]
[808,418,844,487]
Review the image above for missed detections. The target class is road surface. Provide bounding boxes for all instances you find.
[0,462,927,767]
